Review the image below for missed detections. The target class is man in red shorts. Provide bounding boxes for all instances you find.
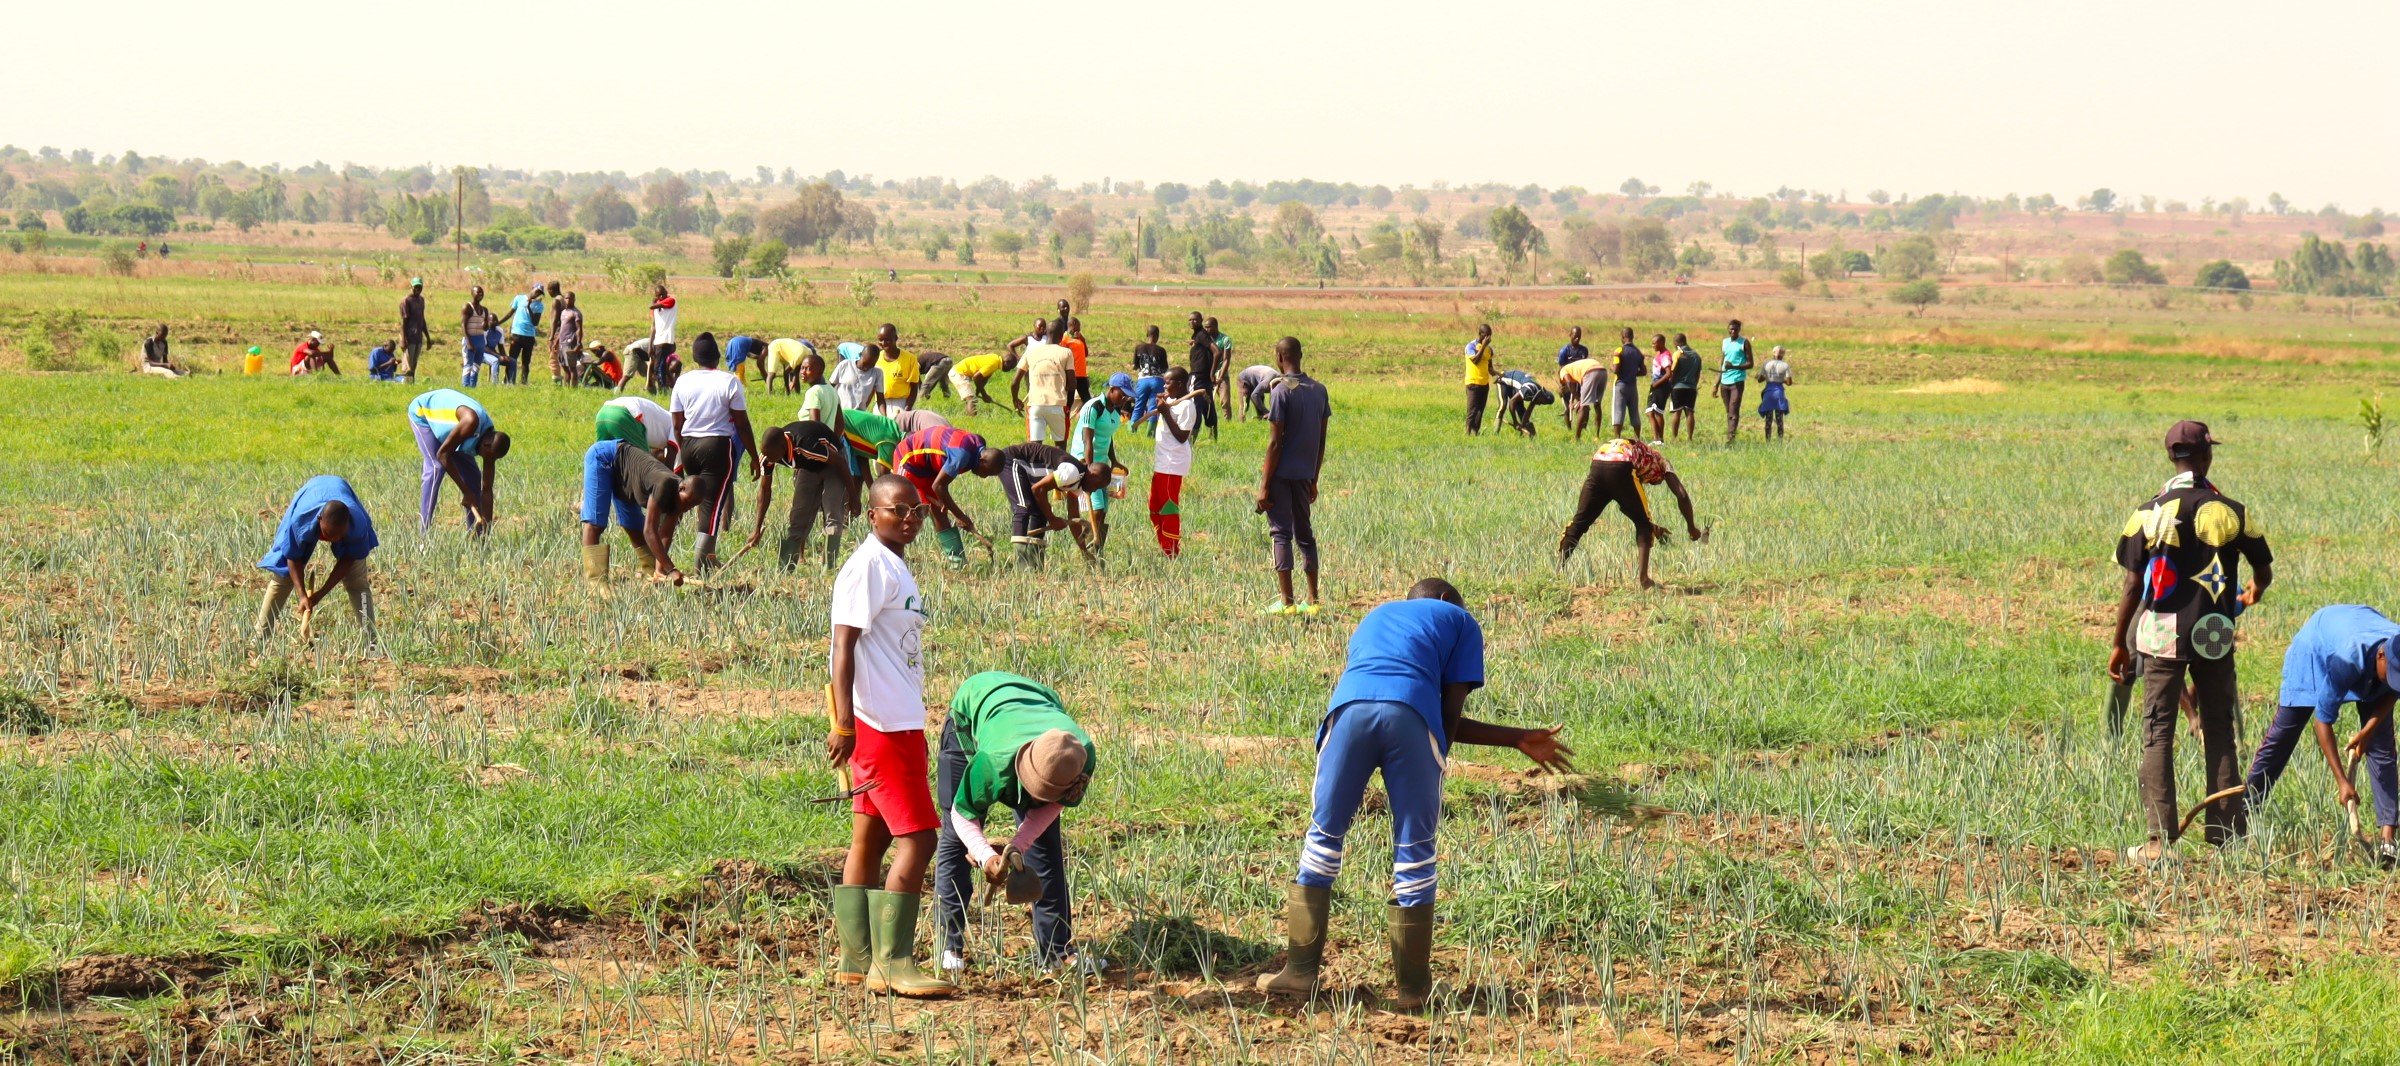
[894,424,988,568]
[827,475,953,999]
[1555,438,1706,590]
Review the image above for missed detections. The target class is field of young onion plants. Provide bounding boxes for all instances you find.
[4,275,2400,1063]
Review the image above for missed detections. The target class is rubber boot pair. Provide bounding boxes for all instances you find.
[935,527,967,568]
[833,886,952,998]
[1014,538,1045,571]
[630,543,659,580]
[582,543,611,584]
[1256,885,1432,1011]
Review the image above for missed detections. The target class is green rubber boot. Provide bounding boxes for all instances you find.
[865,890,954,998]
[832,885,871,986]
[1389,903,1434,1011]
[1256,884,1330,997]
[935,527,967,568]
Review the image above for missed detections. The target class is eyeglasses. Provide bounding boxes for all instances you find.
[875,503,928,520]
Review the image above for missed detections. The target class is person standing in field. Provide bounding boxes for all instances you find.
[579,427,702,586]
[2110,420,2272,863]
[1068,374,1135,556]
[1207,317,1236,416]
[408,387,511,533]
[1756,345,1794,440]
[544,281,567,383]
[1714,319,1755,443]
[972,442,1101,569]
[1257,578,1573,1010]
[1004,316,1048,362]
[647,284,680,393]
[834,344,887,414]
[554,292,585,383]
[1556,437,1707,589]
[1462,323,1496,436]
[670,333,760,573]
[503,284,543,386]
[931,672,1099,975]
[398,278,428,382]
[254,475,381,648]
[1130,325,1170,424]
[946,352,1013,417]
[1062,318,1092,411]
[875,324,921,416]
[1555,326,1589,430]
[2239,604,2400,868]
[826,475,953,999]
[1185,312,1221,441]
[1644,333,1675,440]
[1012,321,1076,448]
[461,286,503,387]
[1258,337,1331,616]
[1133,366,1200,557]
[894,424,989,568]
[1557,354,1606,442]
[1668,333,1703,442]
[1607,327,1644,440]
[746,419,854,572]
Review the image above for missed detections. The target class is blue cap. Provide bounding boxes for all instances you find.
[1107,372,1136,392]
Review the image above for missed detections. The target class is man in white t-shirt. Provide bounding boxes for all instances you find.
[669,333,759,573]
[826,474,952,999]
[1011,320,1075,447]
[1133,367,1202,557]
[646,285,679,393]
[833,347,886,412]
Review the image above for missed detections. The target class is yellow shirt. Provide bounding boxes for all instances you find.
[882,349,921,398]
[1463,340,1494,386]
[955,353,1005,381]
[1559,357,1603,385]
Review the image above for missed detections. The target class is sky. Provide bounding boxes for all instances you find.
[10,0,2395,210]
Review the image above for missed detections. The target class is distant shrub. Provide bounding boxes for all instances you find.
[1065,273,1096,313]
[748,238,789,276]
[1893,279,1942,311]
[2060,254,2103,284]
[1778,265,1806,291]
[2103,249,2167,285]
[14,209,45,231]
[2194,259,2251,290]
[1879,235,1941,280]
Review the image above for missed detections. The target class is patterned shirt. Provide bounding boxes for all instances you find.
[1592,437,1674,484]
[2114,472,2272,662]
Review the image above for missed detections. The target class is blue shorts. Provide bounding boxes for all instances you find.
[580,441,642,531]
[1757,381,1789,415]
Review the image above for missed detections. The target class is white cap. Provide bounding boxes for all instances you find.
[308,330,323,341]
[1051,462,1083,487]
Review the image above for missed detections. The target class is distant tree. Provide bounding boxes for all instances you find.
[1230,184,1257,208]
[1678,242,1717,270]
[1367,185,1394,209]
[14,209,45,231]
[2193,259,2250,290]
[1721,218,1761,256]
[2084,188,2117,213]
[745,238,789,275]
[2102,248,2166,285]
[575,187,638,233]
[759,182,849,248]
[61,206,91,234]
[108,203,174,235]
[227,197,262,233]
[722,209,756,238]
[1402,189,1431,214]
[987,229,1027,267]
[1053,202,1098,255]
[1154,182,1190,206]
[1878,235,1941,280]
[1488,204,1536,263]
[1623,218,1676,275]
[1411,217,1444,263]
[1778,265,1806,291]
[2343,215,2386,239]
[1807,248,1844,281]
[1453,213,1487,240]
[2266,192,2290,215]
[1620,177,1649,197]
[1272,201,1321,247]
[711,236,752,277]
[1866,189,1891,205]
[1892,278,1941,312]
[1686,181,1712,198]
[1562,219,1621,266]
[1513,184,1544,207]
[1204,179,1229,200]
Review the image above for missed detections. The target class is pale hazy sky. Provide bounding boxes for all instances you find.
[11,0,2395,209]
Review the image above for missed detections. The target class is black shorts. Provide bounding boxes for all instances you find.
[681,435,734,530]
[1646,382,1673,413]
[1669,386,1698,412]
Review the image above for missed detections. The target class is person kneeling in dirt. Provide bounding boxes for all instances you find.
[930,672,1100,976]
[2241,604,2399,868]
[577,430,703,586]
[1555,437,1706,589]
[255,476,380,648]
[1259,578,1573,1010]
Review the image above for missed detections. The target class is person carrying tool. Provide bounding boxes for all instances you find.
[2242,604,2400,868]
[2109,420,2273,863]
[893,424,989,567]
[254,475,380,648]
[406,388,510,533]
[1257,578,1573,1010]
[746,420,855,571]
[970,443,1104,569]
[826,475,952,999]
[576,435,703,586]
[930,672,1099,975]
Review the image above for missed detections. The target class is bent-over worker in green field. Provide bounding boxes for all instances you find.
[931,672,1099,974]
[2243,604,2400,869]
[255,475,380,647]
[580,422,705,585]
[1556,437,1705,589]
[1258,578,1573,1010]
[407,388,511,533]
[2109,420,2272,863]
[746,420,856,571]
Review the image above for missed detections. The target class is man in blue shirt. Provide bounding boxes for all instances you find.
[2245,604,2399,866]
[255,476,380,647]
[505,285,544,385]
[1257,578,1573,1011]
[725,335,765,384]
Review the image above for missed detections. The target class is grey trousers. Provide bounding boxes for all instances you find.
[779,468,847,569]
[2140,653,2243,844]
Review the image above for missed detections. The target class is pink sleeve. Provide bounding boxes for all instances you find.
[950,807,998,865]
[1006,804,1061,853]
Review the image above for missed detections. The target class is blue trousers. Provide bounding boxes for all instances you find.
[1296,700,1443,907]
[2245,704,2400,828]
[579,441,642,531]
[931,722,1072,963]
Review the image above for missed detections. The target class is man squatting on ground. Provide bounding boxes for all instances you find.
[2109,420,2272,862]
[1258,337,1331,615]
[669,333,760,573]
[581,410,703,586]
[827,475,953,999]
[1257,578,1573,1009]
[932,672,1098,974]
[2246,604,2400,868]
[406,388,510,533]
[255,476,379,647]
[746,418,855,571]
[1556,437,1705,590]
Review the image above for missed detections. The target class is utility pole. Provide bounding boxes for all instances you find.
[454,169,464,273]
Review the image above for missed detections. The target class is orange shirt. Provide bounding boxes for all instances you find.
[1064,337,1089,376]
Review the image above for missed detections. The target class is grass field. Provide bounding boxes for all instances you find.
[4,273,2400,1064]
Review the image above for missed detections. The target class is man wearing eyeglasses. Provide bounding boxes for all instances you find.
[930,671,1100,976]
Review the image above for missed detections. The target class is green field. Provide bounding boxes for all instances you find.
[4,274,2400,1064]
